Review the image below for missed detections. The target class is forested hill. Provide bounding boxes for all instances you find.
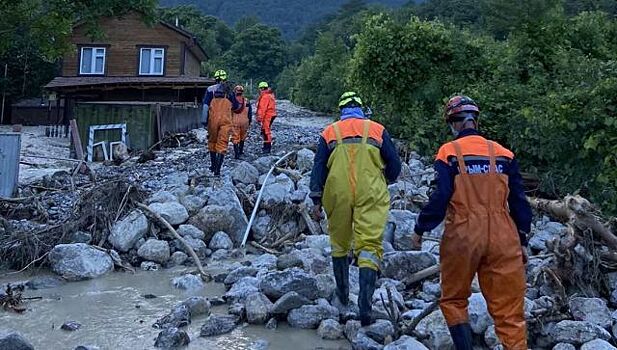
[159,0,415,38]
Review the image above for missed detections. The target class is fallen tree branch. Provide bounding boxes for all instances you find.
[403,300,439,335]
[402,264,440,286]
[136,202,210,281]
[298,204,322,236]
[250,241,280,255]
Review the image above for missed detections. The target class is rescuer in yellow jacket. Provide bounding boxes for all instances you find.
[309,92,402,326]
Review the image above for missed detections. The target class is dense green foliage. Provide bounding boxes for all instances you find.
[280,0,617,214]
[159,0,412,38]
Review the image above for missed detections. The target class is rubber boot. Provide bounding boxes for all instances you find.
[239,141,245,156]
[214,153,224,176]
[209,151,216,172]
[332,256,350,305]
[262,142,271,154]
[233,144,240,159]
[448,323,473,350]
[358,267,377,326]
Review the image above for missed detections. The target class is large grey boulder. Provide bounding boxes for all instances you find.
[172,274,203,291]
[154,327,190,348]
[177,224,205,240]
[252,253,278,271]
[529,221,566,251]
[199,314,238,337]
[352,332,384,350]
[553,344,576,350]
[387,210,417,251]
[244,292,273,324]
[109,210,149,252]
[581,339,617,350]
[205,185,249,245]
[260,183,292,209]
[253,156,278,174]
[317,319,344,340]
[180,297,210,317]
[177,237,208,260]
[225,277,260,301]
[259,268,320,300]
[569,297,612,329]
[316,274,336,300]
[224,267,259,286]
[148,190,177,204]
[170,251,188,266]
[415,310,453,350]
[383,335,429,350]
[549,320,611,345]
[362,320,395,344]
[148,202,189,225]
[153,304,191,329]
[137,239,170,264]
[231,161,259,185]
[180,195,207,215]
[382,251,437,281]
[189,205,234,243]
[287,299,339,329]
[49,243,113,281]
[209,232,233,250]
[0,331,34,350]
[271,291,312,314]
[296,148,315,173]
[469,293,493,334]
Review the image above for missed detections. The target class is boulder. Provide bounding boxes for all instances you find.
[49,243,113,281]
[277,252,304,270]
[176,225,205,240]
[252,214,271,242]
[259,268,320,300]
[469,293,493,334]
[189,205,235,242]
[62,321,83,331]
[225,277,260,301]
[171,274,204,291]
[553,344,576,350]
[199,314,238,337]
[209,232,233,250]
[177,237,208,260]
[211,249,229,260]
[265,318,278,330]
[109,210,149,252]
[362,320,395,344]
[316,274,336,300]
[148,191,177,204]
[180,297,210,316]
[0,331,34,350]
[260,183,292,209]
[137,239,170,264]
[228,303,246,319]
[296,148,315,173]
[352,332,384,350]
[317,319,344,340]
[252,254,278,271]
[180,195,207,215]
[382,251,437,281]
[253,156,278,174]
[387,210,417,251]
[205,185,249,245]
[271,291,312,314]
[170,251,188,266]
[373,286,404,311]
[581,339,617,350]
[287,300,339,329]
[148,202,189,225]
[244,292,273,324]
[304,235,331,256]
[415,310,453,350]
[569,297,612,329]
[383,335,429,350]
[549,320,611,345]
[141,261,161,271]
[153,304,191,329]
[224,267,259,286]
[344,320,362,342]
[154,327,190,348]
[231,161,260,185]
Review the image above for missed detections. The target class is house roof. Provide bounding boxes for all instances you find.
[45,76,215,91]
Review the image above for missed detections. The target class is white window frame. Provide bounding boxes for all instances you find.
[139,48,165,76]
[79,47,106,75]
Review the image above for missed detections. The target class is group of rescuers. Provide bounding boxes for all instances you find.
[204,70,532,350]
[201,69,277,176]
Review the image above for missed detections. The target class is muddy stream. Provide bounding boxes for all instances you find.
[0,266,350,350]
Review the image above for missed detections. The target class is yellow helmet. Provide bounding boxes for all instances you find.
[258,81,269,89]
[214,69,228,81]
[338,91,363,109]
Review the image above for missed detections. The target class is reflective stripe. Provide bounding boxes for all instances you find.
[358,250,381,269]
[449,155,511,163]
[327,137,382,150]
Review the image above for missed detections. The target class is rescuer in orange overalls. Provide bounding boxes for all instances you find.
[256,81,277,154]
[206,84,233,176]
[413,96,532,349]
[231,85,252,159]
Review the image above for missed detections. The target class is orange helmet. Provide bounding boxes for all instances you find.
[444,95,479,122]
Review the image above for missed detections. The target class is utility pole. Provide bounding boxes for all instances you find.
[1,64,7,125]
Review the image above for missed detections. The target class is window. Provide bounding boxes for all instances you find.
[80,47,106,75]
[139,48,165,75]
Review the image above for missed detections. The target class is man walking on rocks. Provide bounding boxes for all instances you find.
[256,81,277,154]
[309,91,401,326]
[412,95,532,349]
[203,69,242,176]
[231,85,251,159]
[202,69,241,175]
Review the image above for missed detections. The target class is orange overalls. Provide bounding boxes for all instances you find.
[207,97,232,154]
[232,96,250,145]
[256,89,276,148]
[438,138,527,349]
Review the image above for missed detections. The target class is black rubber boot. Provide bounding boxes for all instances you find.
[214,153,224,176]
[233,144,240,159]
[262,142,271,154]
[209,151,216,172]
[239,141,245,156]
[332,256,350,305]
[448,323,473,350]
[358,267,377,326]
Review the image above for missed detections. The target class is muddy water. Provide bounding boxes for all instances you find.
[0,267,350,350]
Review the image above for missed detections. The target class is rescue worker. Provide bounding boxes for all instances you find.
[231,85,252,159]
[202,69,240,175]
[255,81,277,154]
[309,92,401,326]
[412,96,532,349]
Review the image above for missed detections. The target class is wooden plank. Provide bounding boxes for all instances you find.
[69,119,86,173]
